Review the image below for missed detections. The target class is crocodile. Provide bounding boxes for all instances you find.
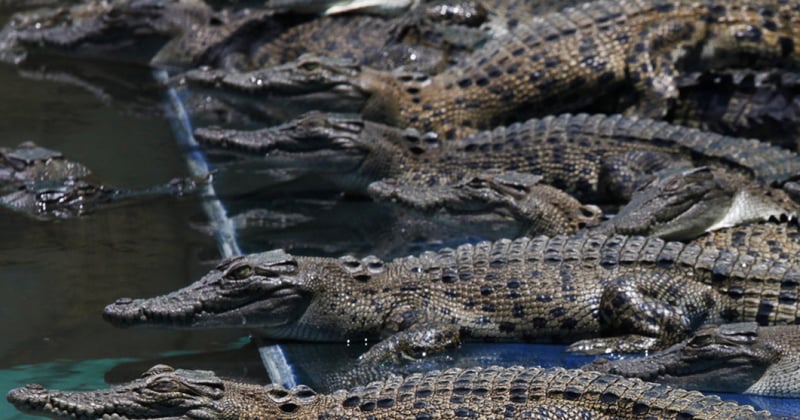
[6,364,776,419]
[0,0,220,64]
[584,322,800,397]
[0,0,495,73]
[182,0,800,138]
[0,142,206,218]
[591,166,798,240]
[195,112,800,236]
[104,233,800,360]
[0,174,206,219]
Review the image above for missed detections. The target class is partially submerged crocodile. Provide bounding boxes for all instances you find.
[183,0,800,137]
[584,322,800,398]
[104,233,800,360]
[7,364,776,419]
[0,142,205,218]
[1,174,206,219]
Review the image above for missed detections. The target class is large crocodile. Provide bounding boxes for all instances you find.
[182,0,800,137]
[7,364,776,419]
[104,233,800,360]
[584,322,800,398]
[196,112,800,237]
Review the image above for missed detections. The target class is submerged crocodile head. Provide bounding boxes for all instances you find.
[7,364,307,419]
[104,249,329,333]
[0,142,91,186]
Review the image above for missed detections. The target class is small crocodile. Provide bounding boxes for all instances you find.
[592,166,798,240]
[104,233,800,359]
[0,174,206,219]
[183,0,800,137]
[195,112,800,212]
[0,142,206,218]
[7,364,776,419]
[584,322,800,397]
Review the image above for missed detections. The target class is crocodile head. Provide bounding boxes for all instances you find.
[606,166,798,240]
[182,53,365,95]
[103,249,323,332]
[584,323,800,396]
[0,178,111,218]
[195,111,368,154]
[0,142,91,186]
[7,364,312,419]
[2,0,213,62]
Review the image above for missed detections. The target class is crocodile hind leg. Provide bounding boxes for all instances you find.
[566,271,716,355]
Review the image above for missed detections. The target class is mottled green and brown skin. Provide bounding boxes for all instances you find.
[187,0,800,137]
[585,323,800,397]
[104,233,800,358]
[7,364,776,419]
[196,112,800,205]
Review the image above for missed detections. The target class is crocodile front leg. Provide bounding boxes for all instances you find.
[358,323,462,364]
[567,270,716,355]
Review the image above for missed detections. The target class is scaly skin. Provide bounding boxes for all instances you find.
[693,222,800,260]
[584,322,800,397]
[0,0,218,63]
[593,166,799,240]
[104,234,800,358]
[184,0,800,137]
[6,364,776,419]
[669,70,800,148]
[195,112,800,206]
[1,0,495,72]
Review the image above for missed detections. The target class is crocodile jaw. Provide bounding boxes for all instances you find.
[706,189,797,231]
[7,365,232,420]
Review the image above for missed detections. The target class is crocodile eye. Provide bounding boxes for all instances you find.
[150,378,180,393]
[226,265,254,280]
[661,177,684,192]
[687,334,714,347]
[300,61,320,72]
